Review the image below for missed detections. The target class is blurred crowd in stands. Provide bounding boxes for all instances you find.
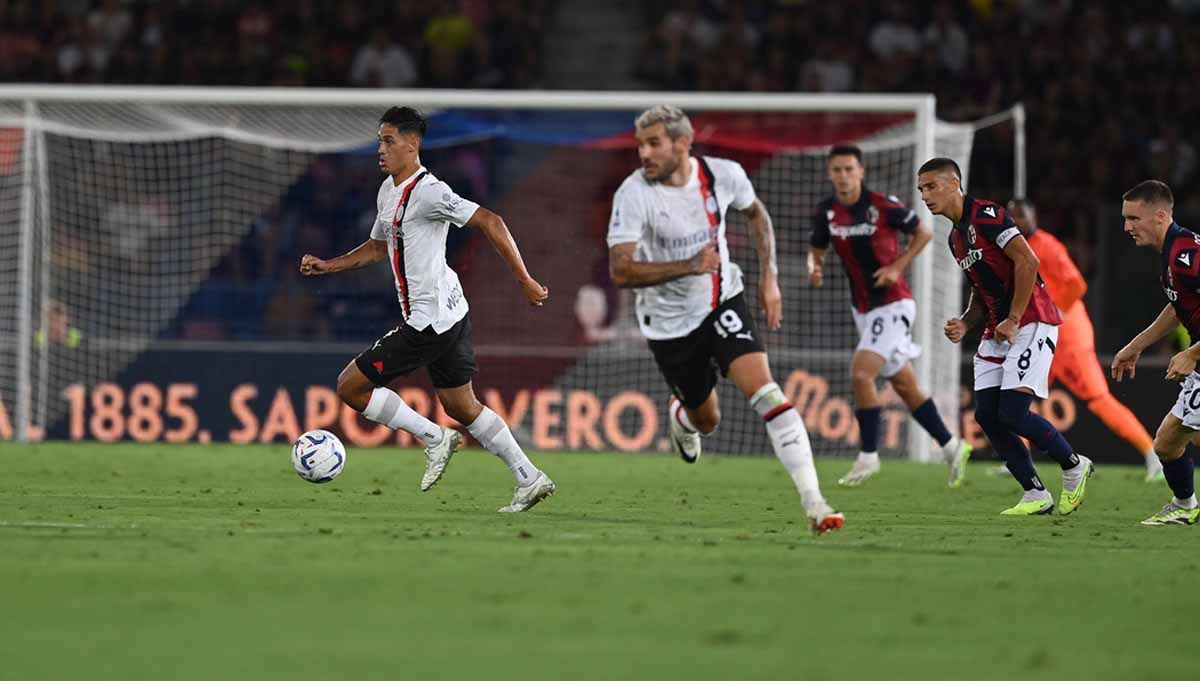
[0,0,552,89]
[4,0,1197,348]
[638,1,1200,268]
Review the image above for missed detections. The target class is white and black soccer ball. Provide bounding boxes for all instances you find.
[291,430,347,483]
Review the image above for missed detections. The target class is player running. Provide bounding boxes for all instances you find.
[808,145,972,487]
[1007,199,1162,482]
[607,105,842,533]
[300,106,555,512]
[919,157,1093,516]
[1111,180,1200,525]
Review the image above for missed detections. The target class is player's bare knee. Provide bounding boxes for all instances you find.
[1153,423,1190,461]
[1153,439,1185,462]
[850,367,877,390]
[335,367,372,412]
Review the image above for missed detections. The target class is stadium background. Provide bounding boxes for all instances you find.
[2,1,1197,463]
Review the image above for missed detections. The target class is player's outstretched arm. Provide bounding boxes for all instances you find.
[1113,303,1179,381]
[740,199,782,330]
[465,207,548,306]
[874,223,932,288]
[608,242,718,289]
[300,239,387,276]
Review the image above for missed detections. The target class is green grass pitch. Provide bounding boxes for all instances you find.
[1,442,1195,681]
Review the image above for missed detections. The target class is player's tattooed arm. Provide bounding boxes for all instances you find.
[740,199,778,277]
[300,239,387,275]
[740,199,782,329]
[465,207,549,306]
[608,242,718,288]
[1113,304,1180,381]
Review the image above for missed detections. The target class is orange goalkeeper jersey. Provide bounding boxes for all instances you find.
[1026,229,1087,319]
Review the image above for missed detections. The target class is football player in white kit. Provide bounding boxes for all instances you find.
[301,107,555,512]
[607,105,842,533]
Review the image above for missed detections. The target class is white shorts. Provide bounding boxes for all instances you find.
[1169,372,1200,430]
[973,322,1058,398]
[852,298,921,379]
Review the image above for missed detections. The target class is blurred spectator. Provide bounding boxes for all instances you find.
[923,1,968,75]
[868,5,920,61]
[350,29,418,88]
[35,300,82,350]
[423,3,482,87]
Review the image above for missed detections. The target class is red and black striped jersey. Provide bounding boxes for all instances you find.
[1160,222,1200,339]
[947,196,1061,338]
[811,188,919,313]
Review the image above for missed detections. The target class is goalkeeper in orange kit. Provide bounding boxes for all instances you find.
[1006,199,1162,481]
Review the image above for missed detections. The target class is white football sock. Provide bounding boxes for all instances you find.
[468,406,540,487]
[750,383,824,507]
[857,451,880,464]
[363,387,442,448]
[1176,494,1198,509]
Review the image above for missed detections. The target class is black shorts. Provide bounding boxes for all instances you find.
[647,293,765,409]
[355,315,478,389]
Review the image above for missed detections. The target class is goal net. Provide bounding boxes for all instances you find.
[0,88,1009,460]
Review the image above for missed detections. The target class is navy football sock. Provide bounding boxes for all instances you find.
[912,398,953,447]
[1162,455,1196,501]
[975,388,1045,492]
[855,407,881,454]
[997,391,1079,469]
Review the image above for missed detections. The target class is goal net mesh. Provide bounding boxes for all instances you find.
[0,96,978,458]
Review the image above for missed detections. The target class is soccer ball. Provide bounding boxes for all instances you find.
[291,430,347,483]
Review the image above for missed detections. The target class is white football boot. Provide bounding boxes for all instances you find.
[499,471,556,513]
[837,456,880,487]
[668,398,701,464]
[420,427,463,492]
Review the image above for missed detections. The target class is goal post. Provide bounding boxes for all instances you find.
[0,86,1016,461]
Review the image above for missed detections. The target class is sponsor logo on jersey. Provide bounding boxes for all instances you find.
[656,228,712,252]
[981,205,997,218]
[1165,285,1179,302]
[1179,250,1193,267]
[828,222,877,238]
[957,247,984,270]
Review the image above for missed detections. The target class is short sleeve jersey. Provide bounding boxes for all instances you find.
[947,196,1061,338]
[1160,222,1200,339]
[369,167,479,333]
[606,156,757,340]
[811,188,920,313]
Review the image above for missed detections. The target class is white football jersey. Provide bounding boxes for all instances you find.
[606,156,757,340]
[370,166,478,334]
